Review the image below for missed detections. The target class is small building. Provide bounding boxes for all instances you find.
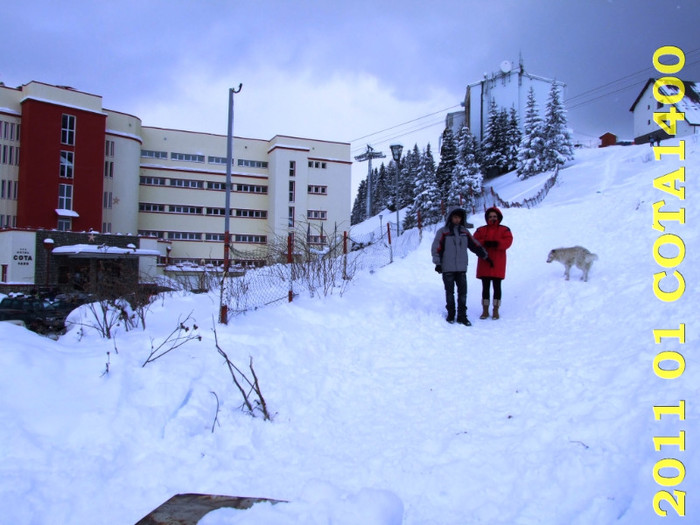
[599,132,617,148]
[447,57,565,143]
[629,78,700,144]
[0,229,159,295]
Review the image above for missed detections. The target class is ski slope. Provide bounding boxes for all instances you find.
[0,142,697,524]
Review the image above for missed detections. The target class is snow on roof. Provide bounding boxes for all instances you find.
[52,244,160,257]
[630,79,700,125]
[55,209,80,218]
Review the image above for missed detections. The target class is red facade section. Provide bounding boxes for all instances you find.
[17,99,106,231]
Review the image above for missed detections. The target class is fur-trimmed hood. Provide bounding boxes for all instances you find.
[484,206,503,224]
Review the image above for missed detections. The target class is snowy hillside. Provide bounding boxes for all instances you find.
[0,141,697,524]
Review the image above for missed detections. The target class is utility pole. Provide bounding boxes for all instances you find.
[354,144,385,218]
[221,83,242,325]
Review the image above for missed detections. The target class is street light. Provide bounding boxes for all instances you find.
[43,238,54,287]
[389,143,403,237]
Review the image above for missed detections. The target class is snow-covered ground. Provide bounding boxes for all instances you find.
[1,141,697,524]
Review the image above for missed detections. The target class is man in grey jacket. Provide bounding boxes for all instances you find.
[431,207,492,325]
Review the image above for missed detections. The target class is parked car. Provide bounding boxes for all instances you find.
[0,293,92,334]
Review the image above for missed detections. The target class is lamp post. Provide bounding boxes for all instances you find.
[389,143,403,237]
[223,83,243,274]
[43,238,54,288]
[221,84,242,325]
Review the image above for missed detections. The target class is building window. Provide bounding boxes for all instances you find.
[139,203,165,212]
[308,160,327,169]
[169,205,203,214]
[289,181,295,202]
[235,209,267,218]
[208,181,229,190]
[205,233,225,241]
[234,234,266,243]
[1,180,5,198]
[208,156,228,165]
[308,185,327,195]
[103,191,113,209]
[171,152,205,163]
[141,150,168,159]
[57,218,71,231]
[307,210,327,220]
[105,140,115,157]
[104,160,114,178]
[170,178,204,189]
[140,176,166,186]
[138,230,164,238]
[61,114,76,145]
[58,184,73,210]
[289,160,296,177]
[206,207,226,216]
[168,232,202,241]
[102,222,112,233]
[288,207,295,227]
[237,159,268,168]
[60,151,74,179]
[235,184,267,194]
[308,235,327,244]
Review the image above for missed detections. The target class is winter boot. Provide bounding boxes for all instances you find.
[446,309,455,324]
[457,316,472,327]
[492,299,501,320]
[479,299,490,320]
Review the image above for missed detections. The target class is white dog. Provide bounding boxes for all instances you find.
[546,246,598,282]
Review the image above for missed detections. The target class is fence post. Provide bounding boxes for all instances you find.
[417,209,422,242]
[288,233,293,302]
[343,231,348,280]
[387,222,393,264]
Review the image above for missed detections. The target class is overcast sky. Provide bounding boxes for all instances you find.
[3,0,700,188]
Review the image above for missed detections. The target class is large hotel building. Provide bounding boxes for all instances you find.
[0,81,352,286]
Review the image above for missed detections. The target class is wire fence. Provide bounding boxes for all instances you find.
[214,166,561,321]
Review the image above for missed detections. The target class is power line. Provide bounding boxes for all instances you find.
[349,104,460,143]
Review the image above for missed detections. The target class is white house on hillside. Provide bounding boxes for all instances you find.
[629,78,700,144]
[446,57,565,142]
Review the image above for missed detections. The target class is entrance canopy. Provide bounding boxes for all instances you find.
[52,244,160,259]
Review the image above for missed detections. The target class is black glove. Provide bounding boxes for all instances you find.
[435,265,442,274]
[484,240,498,248]
[485,257,494,268]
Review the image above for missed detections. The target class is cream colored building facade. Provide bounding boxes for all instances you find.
[0,81,352,268]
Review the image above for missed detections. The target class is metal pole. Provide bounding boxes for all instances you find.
[221,84,242,325]
[395,157,400,238]
[223,84,242,273]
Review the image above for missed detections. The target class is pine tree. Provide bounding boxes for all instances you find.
[399,144,421,210]
[448,126,483,213]
[435,128,458,206]
[505,107,522,172]
[350,178,368,225]
[404,143,440,229]
[541,83,574,171]
[517,87,546,179]
[481,101,509,177]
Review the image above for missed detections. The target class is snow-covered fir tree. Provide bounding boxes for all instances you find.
[505,107,522,172]
[404,143,440,229]
[435,128,458,205]
[448,126,483,212]
[516,87,546,179]
[481,100,509,177]
[371,164,391,216]
[399,144,421,210]
[350,178,368,225]
[541,83,574,171]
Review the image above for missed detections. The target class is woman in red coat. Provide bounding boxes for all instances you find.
[473,206,513,319]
